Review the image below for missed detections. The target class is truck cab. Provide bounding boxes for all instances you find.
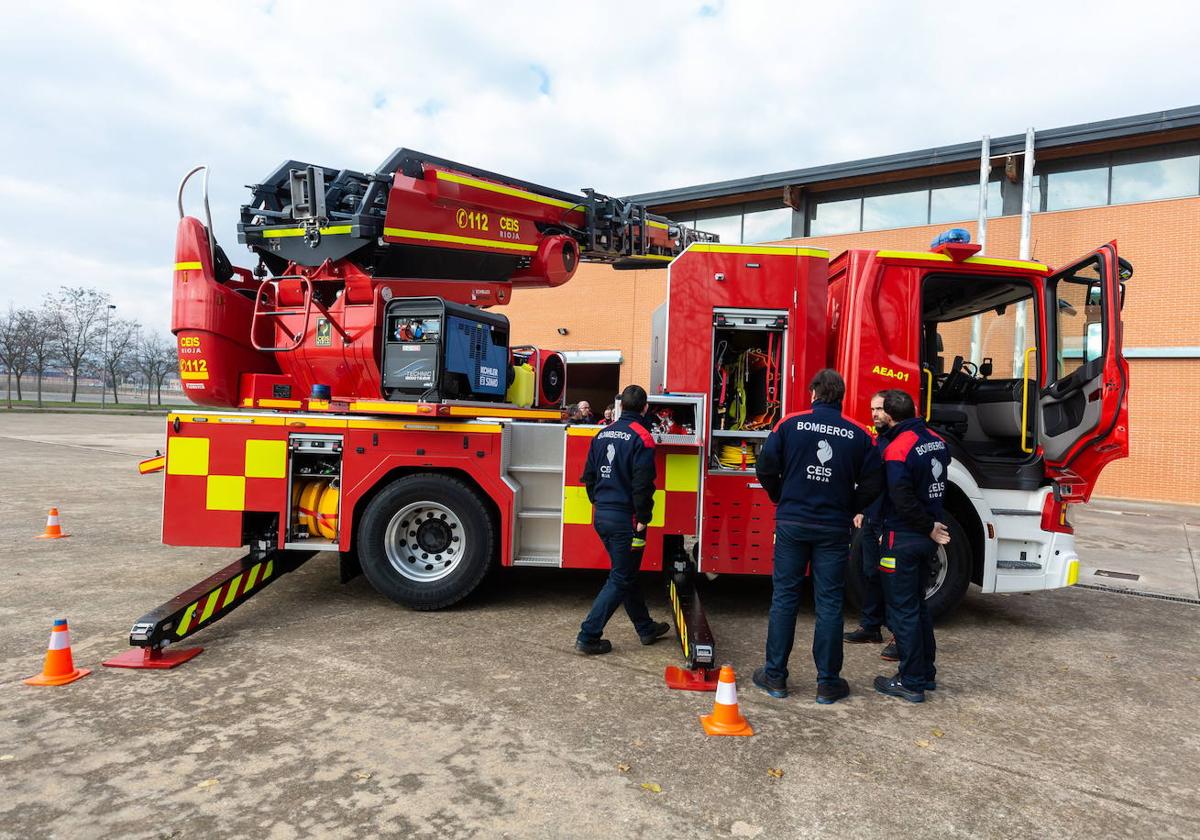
[829,236,1129,614]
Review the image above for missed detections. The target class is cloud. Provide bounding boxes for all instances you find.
[0,0,1196,330]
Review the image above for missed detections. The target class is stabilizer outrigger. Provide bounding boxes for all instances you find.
[103,545,315,669]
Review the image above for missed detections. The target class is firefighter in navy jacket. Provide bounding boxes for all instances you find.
[844,391,894,651]
[873,388,952,703]
[575,385,669,655]
[751,369,882,704]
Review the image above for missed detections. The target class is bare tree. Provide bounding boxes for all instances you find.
[136,332,177,408]
[44,287,109,402]
[101,318,140,405]
[155,341,179,406]
[27,308,57,408]
[0,304,34,408]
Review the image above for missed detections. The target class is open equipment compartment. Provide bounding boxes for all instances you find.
[286,433,343,548]
[709,307,787,473]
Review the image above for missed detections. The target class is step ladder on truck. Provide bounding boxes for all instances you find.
[109,148,1132,689]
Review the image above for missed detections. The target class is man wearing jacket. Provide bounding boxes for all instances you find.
[873,389,951,703]
[751,369,882,704]
[575,385,670,655]
[845,391,894,655]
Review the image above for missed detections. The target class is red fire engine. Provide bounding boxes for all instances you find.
[107,149,1130,678]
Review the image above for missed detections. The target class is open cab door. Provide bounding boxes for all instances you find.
[1038,242,1130,502]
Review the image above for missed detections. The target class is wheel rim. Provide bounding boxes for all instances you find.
[925,545,949,599]
[384,501,466,582]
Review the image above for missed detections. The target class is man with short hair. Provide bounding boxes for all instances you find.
[752,369,881,704]
[873,389,951,703]
[577,400,594,424]
[575,385,670,655]
[845,391,893,652]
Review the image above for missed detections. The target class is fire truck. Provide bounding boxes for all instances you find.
[107,149,1130,678]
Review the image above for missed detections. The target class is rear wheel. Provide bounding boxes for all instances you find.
[358,474,495,610]
[844,510,971,621]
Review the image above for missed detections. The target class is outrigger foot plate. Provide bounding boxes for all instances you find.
[103,645,203,670]
[664,665,720,691]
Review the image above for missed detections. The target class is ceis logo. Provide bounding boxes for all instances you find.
[807,439,834,483]
[600,443,616,479]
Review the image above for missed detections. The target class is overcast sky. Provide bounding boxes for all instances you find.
[1,1,1196,333]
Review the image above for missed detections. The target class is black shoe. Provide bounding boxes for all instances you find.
[873,674,925,703]
[752,667,788,699]
[880,637,899,661]
[844,626,883,644]
[575,638,613,656]
[639,621,671,645]
[816,678,850,705]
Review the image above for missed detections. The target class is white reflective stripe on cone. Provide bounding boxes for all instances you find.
[47,515,60,525]
[715,679,738,706]
[48,630,70,650]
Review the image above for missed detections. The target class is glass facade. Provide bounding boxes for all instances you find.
[742,206,793,242]
[661,140,1200,243]
[1045,166,1108,211]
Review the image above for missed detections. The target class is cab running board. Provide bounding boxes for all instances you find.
[663,550,719,691]
[103,548,315,669]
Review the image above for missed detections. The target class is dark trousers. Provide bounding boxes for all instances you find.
[764,522,848,685]
[578,511,655,642]
[879,532,937,691]
[858,519,887,632]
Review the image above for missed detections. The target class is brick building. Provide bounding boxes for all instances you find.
[504,106,1200,504]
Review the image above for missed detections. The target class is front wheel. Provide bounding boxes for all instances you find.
[844,510,971,621]
[357,474,495,610]
[923,510,971,620]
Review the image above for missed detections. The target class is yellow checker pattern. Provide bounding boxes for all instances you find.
[169,432,290,511]
[649,490,666,527]
[665,454,700,493]
[245,439,287,478]
[562,486,593,525]
[206,475,246,511]
[167,437,209,476]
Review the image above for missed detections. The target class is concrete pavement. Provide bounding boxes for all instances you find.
[1,413,1198,839]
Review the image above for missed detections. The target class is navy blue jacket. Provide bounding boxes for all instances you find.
[756,401,881,533]
[862,432,887,526]
[581,410,656,525]
[880,417,951,537]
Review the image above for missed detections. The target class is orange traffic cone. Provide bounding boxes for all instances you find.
[700,665,754,736]
[35,508,69,539]
[24,619,91,686]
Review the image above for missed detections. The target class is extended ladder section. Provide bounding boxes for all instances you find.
[237,148,716,275]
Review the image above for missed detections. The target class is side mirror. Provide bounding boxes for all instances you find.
[979,357,993,378]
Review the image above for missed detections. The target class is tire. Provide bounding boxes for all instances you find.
[843,511,971,622]
[357,474,495,610]
[924,510,971,621]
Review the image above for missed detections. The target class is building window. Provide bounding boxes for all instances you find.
[862,186,928,231]
[1110,150,1200,204]
[696,211,744,244]
[1045,164,1109,211]
[930,179,1003,224]
[742,206,793,242]
[808,196,862,236]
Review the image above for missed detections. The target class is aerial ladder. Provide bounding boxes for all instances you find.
[107,149,720,684]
